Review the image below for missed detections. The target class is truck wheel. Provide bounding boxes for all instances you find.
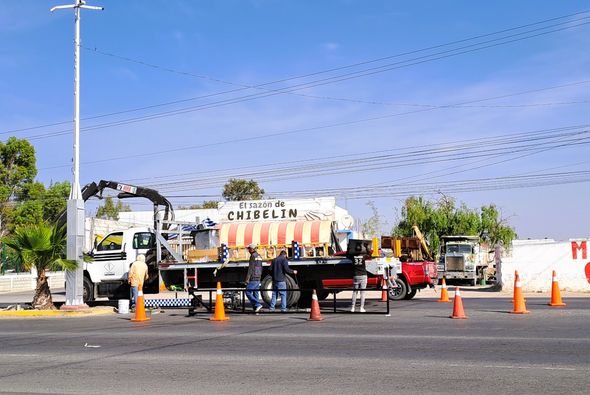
[83,277,94,303]
[388,278,407,301]
[285,275,300,306]
[260,275,300,307]
[404,288,417,300]
[316,290,330,300]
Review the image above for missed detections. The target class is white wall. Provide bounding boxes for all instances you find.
[501,238,590,292]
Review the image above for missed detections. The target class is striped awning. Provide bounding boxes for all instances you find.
[219,220,333,248]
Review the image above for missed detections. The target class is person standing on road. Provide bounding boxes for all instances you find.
[245,244,263,313]
[128,254,148,308]
[269,250,297,312]
[350,245,369,313]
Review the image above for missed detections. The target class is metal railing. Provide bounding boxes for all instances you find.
[187,286,390,316]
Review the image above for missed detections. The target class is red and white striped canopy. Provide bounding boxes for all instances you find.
[219,220,333,247]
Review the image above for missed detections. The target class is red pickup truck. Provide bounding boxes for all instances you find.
[319,258,436,300]
[320,236,437,300]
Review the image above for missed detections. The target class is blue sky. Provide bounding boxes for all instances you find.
[1,0,589,240]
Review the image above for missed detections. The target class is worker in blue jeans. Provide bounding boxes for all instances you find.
[245,244,263,313]
[269,250,297,312]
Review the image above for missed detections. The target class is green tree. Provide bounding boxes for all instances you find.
[178,200,219,209]
[2,223,77,309]
[0,137,37,235]
[393,195,516,257]
[222,178,264,201]
[479,204,517,247]
[96,197,131,220]
[42,181,70,223]
[359,201,384,238]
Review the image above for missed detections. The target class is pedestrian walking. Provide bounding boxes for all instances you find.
[350,245,369,313]
[128,254,148,308]
[245,243,263,313]
[269,250,297,312]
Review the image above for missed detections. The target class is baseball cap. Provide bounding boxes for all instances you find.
[247,243,257,249]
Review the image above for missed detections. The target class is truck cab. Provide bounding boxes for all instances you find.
[438,235,484,286]
[84,227,157,301]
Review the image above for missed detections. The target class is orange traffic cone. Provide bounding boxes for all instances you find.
[511,271,530,314]
[308,289,323,321]
[380,277,388,302]
[548,270,566,307]
[450,287,467,319]
[438,277,450,303]
[210,282,229,321]
[131,288,150,322]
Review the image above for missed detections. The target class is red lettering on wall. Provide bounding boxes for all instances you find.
[571,241,587,260]
[585,263,590,285]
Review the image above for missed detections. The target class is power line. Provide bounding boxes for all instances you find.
[9,12,590,139]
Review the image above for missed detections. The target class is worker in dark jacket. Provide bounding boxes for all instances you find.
[269,250,297,312]
[245,243,263,313]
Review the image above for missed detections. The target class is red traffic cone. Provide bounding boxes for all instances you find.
[511,271,530,314]
[131,288,150,322]
[210,282,229,321]
[450,287,467,319]
[548,270,566,307]
[308,289,323,321]
[380,277,388,302]
[438,277,450,303]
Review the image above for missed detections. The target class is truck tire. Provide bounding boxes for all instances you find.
[316,290,330,300]
[404,288,417,300]
[388,278,407,301]
[83,277,94,303]
[260,275,300,307]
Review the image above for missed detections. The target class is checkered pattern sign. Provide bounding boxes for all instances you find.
[144,298,192,308]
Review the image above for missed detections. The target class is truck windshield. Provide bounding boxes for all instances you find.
[446,244,473,254]
[96,232,123,251]
[133,232,154,249]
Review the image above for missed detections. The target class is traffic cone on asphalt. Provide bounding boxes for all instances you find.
[548,270,566,307]
[380,277,388,302]
[210,282,229,321]
[131,288,150,322]
[511,271,530,314]
[308,289,323,321]
[450,287,467,319]
[438,278,450,303]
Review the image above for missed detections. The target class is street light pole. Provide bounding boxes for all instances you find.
[51,0,103,308]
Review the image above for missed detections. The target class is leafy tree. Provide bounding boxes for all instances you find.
[3,181,71,232]
[359,201,384,238]
[222,178,264,201]
[95,197,131,220]
[2,223,77,309]
[0,138,37,235]
[42,181,70,223]
[393,195,516,257]
[178,200,219,209]
[479,204,517,247]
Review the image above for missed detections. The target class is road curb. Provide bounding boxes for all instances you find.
[0,306,115,318]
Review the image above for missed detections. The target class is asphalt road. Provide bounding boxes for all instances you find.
[0,296,588,394]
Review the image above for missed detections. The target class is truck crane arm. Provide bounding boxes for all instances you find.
[57,180,174,230]
[411,225,433,261]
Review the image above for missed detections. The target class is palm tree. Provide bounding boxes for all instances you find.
[2,222,78,310]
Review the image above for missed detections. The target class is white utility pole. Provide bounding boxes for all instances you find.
[51,0,103,308]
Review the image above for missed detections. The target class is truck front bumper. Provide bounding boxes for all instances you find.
[439,272,476,280]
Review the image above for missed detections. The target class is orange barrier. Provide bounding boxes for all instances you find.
[548,270,566,307]
[210,282,229,321]
[450,287,467,319]
[380,277,388,302]
[131,289,150,322]
[511,271,530,314]
[438,278,450,303]
[308,289,323,321]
